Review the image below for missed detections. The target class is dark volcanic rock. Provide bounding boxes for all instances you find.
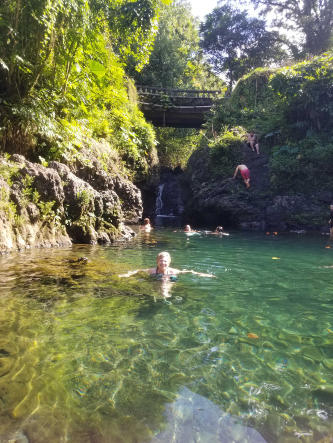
[183,145,330,232]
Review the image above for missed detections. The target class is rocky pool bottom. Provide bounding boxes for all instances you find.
[0,230,332,442]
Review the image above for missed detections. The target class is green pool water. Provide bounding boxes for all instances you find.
[0,229,332,442]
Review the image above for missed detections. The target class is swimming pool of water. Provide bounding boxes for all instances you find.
[0,229,332,442]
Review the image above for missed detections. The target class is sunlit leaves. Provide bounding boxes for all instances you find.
[200,4,286,88]
[0,0,158,176]
[106,0,170,71]
[134,0,225,91]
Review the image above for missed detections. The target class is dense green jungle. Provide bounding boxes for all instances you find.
[0,0,333,244]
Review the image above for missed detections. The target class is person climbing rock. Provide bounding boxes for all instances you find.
[233,164,251,189]
[247,131,260,154]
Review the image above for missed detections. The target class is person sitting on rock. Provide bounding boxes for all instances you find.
[247,131,260,155]
[233,164,251,189]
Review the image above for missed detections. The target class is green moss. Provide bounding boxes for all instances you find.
[0,187,17,220]
[208,127,246,178]
[0,158,21,186]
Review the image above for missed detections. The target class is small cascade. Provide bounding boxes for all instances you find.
[154,171,184,227]
[155,183,165,215]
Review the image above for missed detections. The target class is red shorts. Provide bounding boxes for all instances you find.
[240,168,250,180]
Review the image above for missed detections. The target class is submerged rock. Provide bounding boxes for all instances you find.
[150,387,267,443]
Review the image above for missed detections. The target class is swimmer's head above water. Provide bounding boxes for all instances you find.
[156,251,171,273]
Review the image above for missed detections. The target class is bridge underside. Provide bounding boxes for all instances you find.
[140,104,211,128]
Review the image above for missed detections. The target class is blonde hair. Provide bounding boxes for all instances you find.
[156,251,171,263]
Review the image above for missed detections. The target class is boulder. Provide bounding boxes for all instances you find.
[0,153,141,253]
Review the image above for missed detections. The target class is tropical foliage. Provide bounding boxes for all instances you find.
[200,4,285,88]
[248,0,333,56]
[134,0,224,90]
[155,127,201,169]
[0,0,169,176]
[207,52,333,192]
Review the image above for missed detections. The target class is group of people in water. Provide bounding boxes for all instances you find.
[121,199,333,297]
[140,219,229,237]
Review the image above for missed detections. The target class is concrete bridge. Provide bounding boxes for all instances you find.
[137,85,221,128]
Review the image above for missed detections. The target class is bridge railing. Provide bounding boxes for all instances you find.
[136,85,221,99]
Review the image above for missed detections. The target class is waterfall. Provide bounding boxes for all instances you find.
[154,172,184,226]
[155,183,165,216]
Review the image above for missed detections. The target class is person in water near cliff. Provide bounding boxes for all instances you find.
[329,205,333,239]
[204,226,229,236]
[140,217,152,232]
[213,226,230,236]
[173,225,198,234]
[184,224,196,232]
[247,131,259,154]
[119,251,215,279]
[233,164,250,189]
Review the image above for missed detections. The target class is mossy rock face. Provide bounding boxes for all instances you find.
[0,153,141,253]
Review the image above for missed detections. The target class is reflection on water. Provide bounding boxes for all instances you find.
[0,230,333,442]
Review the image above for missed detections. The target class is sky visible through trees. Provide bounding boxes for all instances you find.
[189,0,302,48]
[188,0,219,20]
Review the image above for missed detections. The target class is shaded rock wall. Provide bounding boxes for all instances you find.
[0,154,142,253]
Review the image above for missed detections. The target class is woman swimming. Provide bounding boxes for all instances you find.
[119,252,214,298]
[119,251,215,279]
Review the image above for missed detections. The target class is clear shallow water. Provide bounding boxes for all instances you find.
[0,229,333,443]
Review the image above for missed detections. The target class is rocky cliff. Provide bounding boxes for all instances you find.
[183,145,332,232]
[0,151,142,253]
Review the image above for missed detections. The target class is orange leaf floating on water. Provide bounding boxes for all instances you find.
[272,257,280,260]
[247,333,259,339]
